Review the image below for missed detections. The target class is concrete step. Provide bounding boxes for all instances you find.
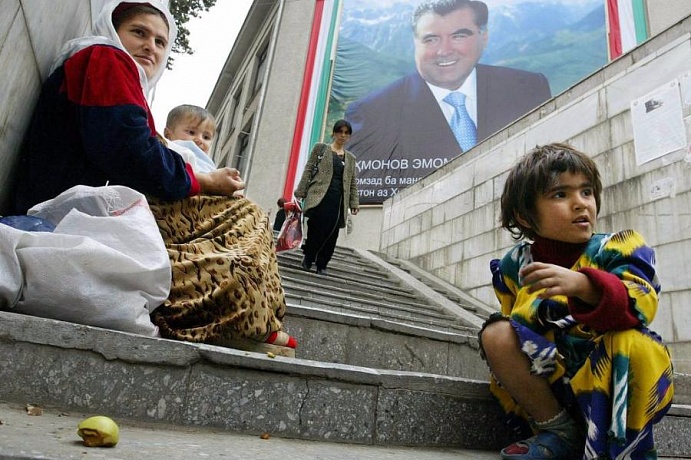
[283,303,487,380]
[4,242,689,458]
[283,279,471,329]
[278,248,392,281]
[284,291,476,334]
[279,247,485,379]
[278,248,489,330]
[2,401,686,460]
[278,255,417,299]
[375,253,497,321]
[0,311,511,450]
[1,310,689,458]
[280,267,430,309]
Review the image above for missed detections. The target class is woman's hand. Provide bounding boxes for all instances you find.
[196,168,246,196]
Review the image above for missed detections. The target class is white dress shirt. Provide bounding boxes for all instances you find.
[426,68,478,127]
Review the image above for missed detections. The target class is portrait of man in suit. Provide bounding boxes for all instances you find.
[344,0,552,204]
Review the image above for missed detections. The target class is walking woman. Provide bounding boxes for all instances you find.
[294,120,359,276]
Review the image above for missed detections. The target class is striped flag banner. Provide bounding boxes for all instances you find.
[283,0,341,199]
[607,0,648,60]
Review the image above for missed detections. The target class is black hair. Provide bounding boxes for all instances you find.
[332,119,353,135]
[500,143,602,241]
[412,0,489,34]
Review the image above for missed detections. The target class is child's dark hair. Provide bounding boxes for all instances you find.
[500,143,602,241]
[166,104,216,131]
[332,119,353,135]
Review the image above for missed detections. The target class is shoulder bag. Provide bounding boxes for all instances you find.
[308,143,329,181]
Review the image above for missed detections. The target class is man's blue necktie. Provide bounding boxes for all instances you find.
[444,92,477,152]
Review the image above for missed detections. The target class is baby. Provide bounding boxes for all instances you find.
[163,104,217,173]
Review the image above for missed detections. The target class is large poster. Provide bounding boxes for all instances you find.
[326,0,607,205]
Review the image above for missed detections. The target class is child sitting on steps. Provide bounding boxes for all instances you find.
[480,143,674,459]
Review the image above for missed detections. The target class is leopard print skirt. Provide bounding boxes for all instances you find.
[148,195,286,343]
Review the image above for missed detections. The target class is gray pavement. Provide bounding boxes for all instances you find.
[0,402,499,460]
[3,402,687,460]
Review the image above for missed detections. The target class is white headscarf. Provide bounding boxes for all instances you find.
[50,0,177,98]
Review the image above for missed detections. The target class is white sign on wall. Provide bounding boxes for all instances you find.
[681,71,691,106]
[630,78,687,165]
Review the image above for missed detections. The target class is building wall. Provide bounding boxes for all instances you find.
[205,0,386,245]
[206,3,282,188]
[0,0,92,214]
[646,0,691,36]
[206,0,317,223]
[380,17,691,370]
[249,0,317,217]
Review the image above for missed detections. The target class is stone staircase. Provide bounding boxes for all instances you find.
[0,244,689,457]
[277,246,489,380]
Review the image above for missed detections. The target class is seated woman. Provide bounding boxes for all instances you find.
[12,0,296,355]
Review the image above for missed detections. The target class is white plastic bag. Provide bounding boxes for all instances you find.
[0,185,170,336]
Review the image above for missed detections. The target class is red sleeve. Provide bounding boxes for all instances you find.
[63,45,148,109]
[569,267,641,331]
[185,163,201,196]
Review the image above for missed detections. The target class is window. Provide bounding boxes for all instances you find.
[229,88,242,133]
[210,119,223,161]
[253,44,269,94]
[215,152,228,169]
[232,126,251,174]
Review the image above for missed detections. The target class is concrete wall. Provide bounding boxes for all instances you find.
[646,0,691,37]
[380,18,691,370]
[0,0,92,214]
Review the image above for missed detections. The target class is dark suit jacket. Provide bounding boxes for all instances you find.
[345,64,551,161]
[343,64,550,204]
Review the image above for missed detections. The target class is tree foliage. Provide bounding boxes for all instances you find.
[167,0,217,67]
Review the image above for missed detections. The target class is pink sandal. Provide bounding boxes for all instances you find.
[501,431,581,460]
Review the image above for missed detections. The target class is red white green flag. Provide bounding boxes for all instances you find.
[283,0,341,199]
[606,0,649,59]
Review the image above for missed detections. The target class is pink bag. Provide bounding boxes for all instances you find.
[275,200,303,252]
